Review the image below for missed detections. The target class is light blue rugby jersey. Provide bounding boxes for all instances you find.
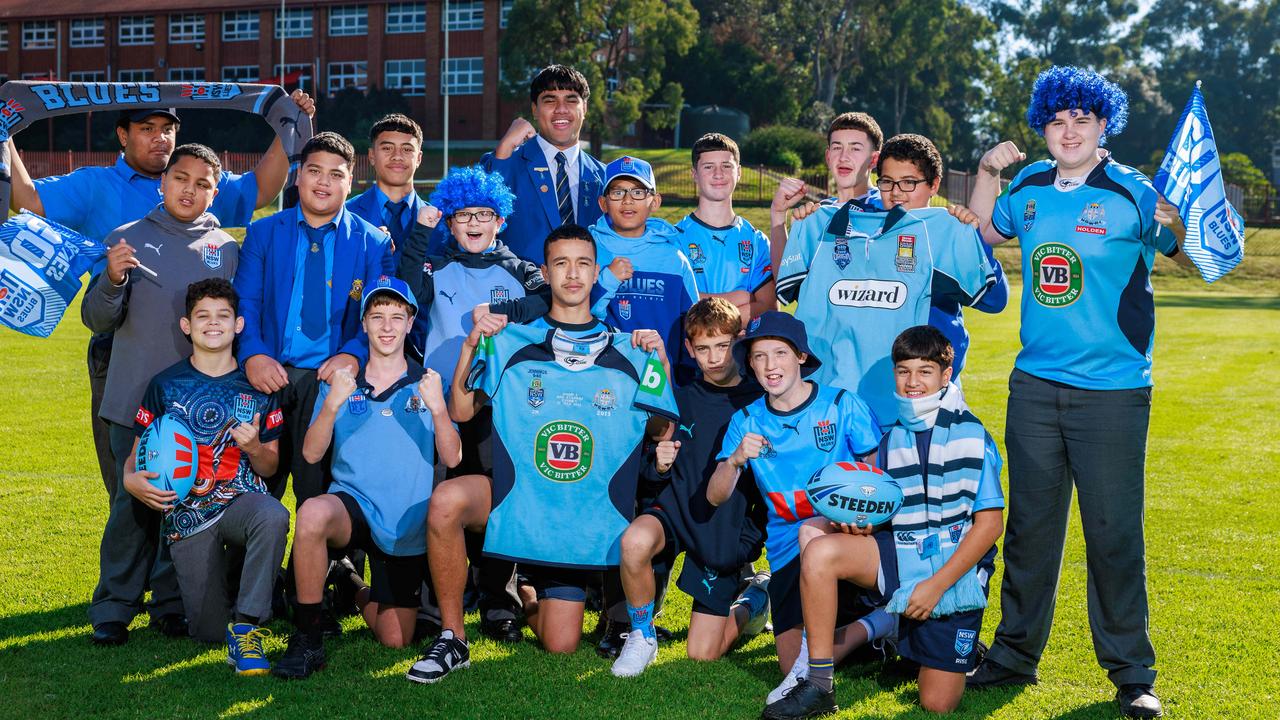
[675,213,773,295]
[776,202,994,424]
[313,364,441,556]
[993,155,1179,389]
[468,323,679,569]
[716,382,880,568]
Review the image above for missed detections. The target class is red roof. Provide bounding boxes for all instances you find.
[0,1,361,20]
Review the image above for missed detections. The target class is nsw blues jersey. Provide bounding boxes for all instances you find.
[468,323,679,569]
[716,383,880,567]
[776,203,994,424]
[134,360,283,543]
[313,363,441,556]
[993,155,1179,389]
[676,213,773,295]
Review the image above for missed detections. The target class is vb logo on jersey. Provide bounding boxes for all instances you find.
[534,421,594,482]
[1075,202,1107,235]
[1031,243,1083,307]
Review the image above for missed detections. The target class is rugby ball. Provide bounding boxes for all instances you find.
[806,461,903,528]
[135,414,198,501]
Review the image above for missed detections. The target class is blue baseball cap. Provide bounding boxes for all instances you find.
[360,275,418,316]
[733,311,822,376]
[603,155,656,192]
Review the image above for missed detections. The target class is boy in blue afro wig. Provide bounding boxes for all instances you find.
[1026,66,1129,144]
[429,165,516,219]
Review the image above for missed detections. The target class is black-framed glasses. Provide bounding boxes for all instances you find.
[451,209,497,223]
[876,178,926,193]
[605,187,654,201]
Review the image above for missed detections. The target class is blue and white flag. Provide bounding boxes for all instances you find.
[0,212,106,337]
[1153,83,1245,283]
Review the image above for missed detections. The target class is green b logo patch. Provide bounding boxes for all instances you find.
[1031,243,1083,307]
[534,421,594,482]
[637,357,668,397]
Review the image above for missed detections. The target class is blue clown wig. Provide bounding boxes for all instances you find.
[1026,66,1129,143]
[428,165,516,218]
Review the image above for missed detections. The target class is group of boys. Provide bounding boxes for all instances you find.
[46,62,1179,719]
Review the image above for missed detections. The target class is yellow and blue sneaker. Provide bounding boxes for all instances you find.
[227,622,272,676]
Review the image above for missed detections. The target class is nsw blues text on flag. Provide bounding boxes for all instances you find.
[0,212,106,337]
[1153,84,1245,283]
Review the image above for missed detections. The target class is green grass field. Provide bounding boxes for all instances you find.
[1,209,1278,718]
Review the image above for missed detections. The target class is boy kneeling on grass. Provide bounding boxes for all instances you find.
[763,326,1005,718]
[273,276,461,679]
[123,278,288,676]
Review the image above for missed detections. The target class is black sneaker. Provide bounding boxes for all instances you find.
[91,621,129,646]
[761,678,838,720]
[595,616,627,659]
[326,556,361,618]
[480,617,522,644]
[966,657,1038,688]
[406,630,470,684]
[1116,684,1163,718]
[272,633,326,679]
[413,615,443,644]
[152,613,189,638]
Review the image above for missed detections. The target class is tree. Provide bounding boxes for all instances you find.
[788,0,885,107]
[500,0,699,154]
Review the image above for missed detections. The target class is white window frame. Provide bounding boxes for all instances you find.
[169,13,205,44]
[70,18,105,48]
[274,63,313,91]
[222,11,259,41]
[119,16,155,46]
[386,3,426,34]
[441,57,484,95]
[327,61,368,94]
[443,1,484,31]
[167,67,206,82]
[500,1,513,29]
[222,65,259,83]
[385,59,426,96]
[329,5,368,37]
[275,8,313,39]
[0,24,9,52]
[117,68,155,82]
[69,70,106,82]
[22,20,56,50]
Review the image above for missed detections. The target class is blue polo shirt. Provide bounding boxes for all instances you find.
[34,155,258,241]
[280,207,336,369]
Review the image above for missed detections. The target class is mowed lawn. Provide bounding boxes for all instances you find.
[1,238,1278,718]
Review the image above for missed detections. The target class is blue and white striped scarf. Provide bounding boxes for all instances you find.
[880,382,990,617]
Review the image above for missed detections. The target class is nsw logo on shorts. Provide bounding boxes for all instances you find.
[534,421,594,483]
[954,628,977,658]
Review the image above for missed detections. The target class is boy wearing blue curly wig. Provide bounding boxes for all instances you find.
[395,166,546,645]
[965,66,1193,719]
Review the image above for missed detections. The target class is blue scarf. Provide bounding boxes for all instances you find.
[881,383,992,617]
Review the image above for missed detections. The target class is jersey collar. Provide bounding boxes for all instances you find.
[355,359,425,401]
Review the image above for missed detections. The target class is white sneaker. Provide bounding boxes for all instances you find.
[767,636,809,704]
[611,631,658,678]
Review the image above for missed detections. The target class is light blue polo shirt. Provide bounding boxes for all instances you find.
[35,155,258,241]
[280,206,337,369]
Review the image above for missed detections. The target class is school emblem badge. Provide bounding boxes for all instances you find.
[895,235,916,273]
[201,243,222,269]
[833,239,852,270]
[527,378,545,408]
[347,390,368,416]
[955,628,977,657]
[1030,243,1083,307]
[813,419,836,452]
[1023,199,1037,231]
[618,299,632,321]
[1075,202,1106,235]
[738,237,753,266]
[490,286,510,304]
[534,421,594,482]
[233,393,256,424]
[349,278,364,301]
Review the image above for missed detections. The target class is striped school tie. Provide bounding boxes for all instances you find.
[555,151,574,225]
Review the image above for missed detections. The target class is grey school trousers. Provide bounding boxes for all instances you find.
[88,422,184,626]
[170,492,290,642]
[985,369,1158,688]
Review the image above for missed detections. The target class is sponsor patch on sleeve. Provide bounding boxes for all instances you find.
[266,408,284,430]
[135,406,154,427]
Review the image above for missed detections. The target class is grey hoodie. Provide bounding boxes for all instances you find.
[82,205,239,427]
